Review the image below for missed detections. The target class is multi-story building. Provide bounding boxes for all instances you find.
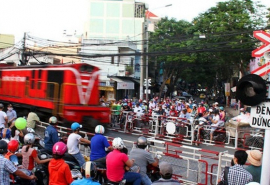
[81,0,146,100]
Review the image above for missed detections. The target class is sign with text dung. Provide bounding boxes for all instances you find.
[250,102,270,129]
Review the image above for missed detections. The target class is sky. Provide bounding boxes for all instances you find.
[0,0,269,43]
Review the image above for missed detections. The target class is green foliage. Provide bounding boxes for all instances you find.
[148,0,269,95]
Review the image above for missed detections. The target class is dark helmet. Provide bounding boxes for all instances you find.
[0,140,8,154]
[82,161,97,179]
[137,136,147,149]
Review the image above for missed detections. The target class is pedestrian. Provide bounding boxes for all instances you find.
[0,103,8,129]
[49,142,74,185]
[245,150,262,183]
[151,161,180,185]
[6,103,17,127]
[67,122,90,167]
[219,150,252,185]
[26,106,40,129]
[0,140,37,184]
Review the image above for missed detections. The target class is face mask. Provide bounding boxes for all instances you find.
[8,108,13,110]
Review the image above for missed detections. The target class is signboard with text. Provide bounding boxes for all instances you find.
[250,102,270,129]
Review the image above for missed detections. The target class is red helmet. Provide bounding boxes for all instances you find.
[8,140,19,153]
[53,142,67,155]
[171,106,175,110]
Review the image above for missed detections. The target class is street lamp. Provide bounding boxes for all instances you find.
[141,4,172,101]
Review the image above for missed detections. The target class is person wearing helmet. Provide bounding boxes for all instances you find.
[67,122,91,167]
[90,125,113,168]
[21,133,52,171]
[129,136,159,185]
[71,161,100,185]
[119,102,132,127]
[0,140,37,184]
[169,106,178,117]
[219,106,226,122]
[5,139,21,160]
[43,116,59,155]
[106,137,141,185]
[48,142,74,185]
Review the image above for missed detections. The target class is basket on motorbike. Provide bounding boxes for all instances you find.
[226,119,250,138]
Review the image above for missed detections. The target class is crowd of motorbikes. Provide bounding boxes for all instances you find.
[111,100,227,145]
[1,124,162,185]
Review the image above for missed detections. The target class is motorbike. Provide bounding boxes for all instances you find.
[9,154,36,185]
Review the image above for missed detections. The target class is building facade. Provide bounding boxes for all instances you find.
[82,0,146,100]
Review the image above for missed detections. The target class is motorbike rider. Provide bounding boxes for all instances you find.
[119,102,132,126]
[26,106,40,129]
[90,125,113,168]
[71,161,100,185]
[5,139,21,160]
[67,122,91,167]
[43,116,59,154]
[0,140,37,184]
[21,133,52,171]
[152,161,180,185]
[49,141,74,185]
[169,106,178,117]
[129,136,159,185]
[209,109,221,142]
[106,137,141,185]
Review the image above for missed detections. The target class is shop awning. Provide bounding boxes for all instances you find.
[110,77,134,90]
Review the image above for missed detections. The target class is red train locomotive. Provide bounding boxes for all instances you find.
[0,63,111,128]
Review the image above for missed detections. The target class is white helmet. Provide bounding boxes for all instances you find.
[112,137,125,150]
[198,117,207,125]
[49,116,57,124]
[95,125,105,134]
[24,133,35,144]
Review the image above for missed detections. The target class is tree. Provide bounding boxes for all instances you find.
[148,17,195,97]
[148,0,269,97]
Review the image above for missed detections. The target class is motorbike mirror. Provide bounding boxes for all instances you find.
[10,155,19,166]
[27,128,35,133]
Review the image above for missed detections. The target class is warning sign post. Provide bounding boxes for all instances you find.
[250,102,270,129]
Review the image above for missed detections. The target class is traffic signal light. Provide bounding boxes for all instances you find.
[236,74,266,106]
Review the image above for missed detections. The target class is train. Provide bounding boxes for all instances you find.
[0,63,111,129]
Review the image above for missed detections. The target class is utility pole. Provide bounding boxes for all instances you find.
[21,32,27,65]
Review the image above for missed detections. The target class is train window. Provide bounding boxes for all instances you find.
[38,70,42,79]
[32,70,35,78]
[37,81,41,89]
[86,66,94,73]
[80,65,87,72]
